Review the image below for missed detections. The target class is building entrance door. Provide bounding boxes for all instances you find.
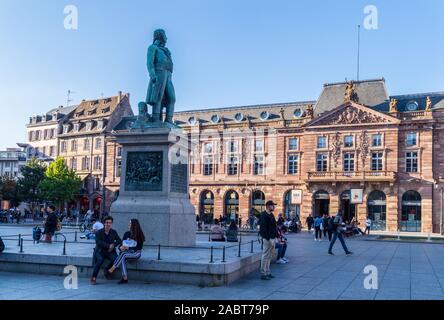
[313,191,330,217]
[341,190,356,223]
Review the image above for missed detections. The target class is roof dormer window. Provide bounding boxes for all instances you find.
[234,113,245,122]
[293,108,304,118]
[74,123,81,132]
[406,101,419,111]
[211,115,221,124]
[260,111,270,121]
[188,116,198,126]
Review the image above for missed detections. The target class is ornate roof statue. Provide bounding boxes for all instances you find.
[344,81,359,103]
[306,104,314,119]
[426,96,433,111]
[389,98,398,113]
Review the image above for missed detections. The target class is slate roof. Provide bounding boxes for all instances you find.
[314,78,389,116]
[388,92,444,112]
[173,101,316,126]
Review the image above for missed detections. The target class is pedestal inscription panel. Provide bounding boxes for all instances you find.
[171,163,188,194]
[125,151,163,191]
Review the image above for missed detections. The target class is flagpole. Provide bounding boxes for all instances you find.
[357,25,361,82]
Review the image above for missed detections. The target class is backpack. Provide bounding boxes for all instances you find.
[0,236,4,253]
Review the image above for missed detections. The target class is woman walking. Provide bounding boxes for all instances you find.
[107,219,145,284]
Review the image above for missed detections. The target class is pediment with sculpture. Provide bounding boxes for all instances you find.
[305,102,400,128]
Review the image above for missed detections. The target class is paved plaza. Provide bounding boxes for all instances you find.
[1,225,444,300]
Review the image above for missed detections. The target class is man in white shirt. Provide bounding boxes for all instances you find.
[365,216,372,235]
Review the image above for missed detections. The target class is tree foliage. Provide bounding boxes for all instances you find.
[0,176,21,207]
[38,157,82,207]
[17,157,47,205]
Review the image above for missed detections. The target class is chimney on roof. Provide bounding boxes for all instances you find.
[118,91,122,103]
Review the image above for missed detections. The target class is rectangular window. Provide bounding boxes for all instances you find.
[203,156,213,176]
[289,138,299,151]
[371,152,383,171]
[94,156,102,170]
[227,156,238,175]
[94,177,100,191]
[287,154,299,174]
[406,133,417,147]
[372,134,382,147]
[42,147,47,157]
[71,140,77,152]
[255,140,264,152]
[61,142,67,153]
[117,147,122,157]
[344,135,354,148]
[82,157,90,170]
[84,139,90,151]
[116,159,122,177]
[50,146,55,157]
[228,141,238,154]
[316,153,328,172]
[406,152,418,173]
[95,138,102,150]
[254,155,265,175]
[317,136,327,149]
[343,153,355,172]
[70,158,77,170]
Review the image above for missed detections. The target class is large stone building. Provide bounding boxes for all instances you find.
[58,92,132,216]
[173,79,444,234]
[24,105,77,163]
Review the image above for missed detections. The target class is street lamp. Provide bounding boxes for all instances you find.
[434,181,444,235]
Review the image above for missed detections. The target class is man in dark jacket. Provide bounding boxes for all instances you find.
[43,205,58,243]
[259,201,278,280]
[91,216,122,285]
[328,211,353,256]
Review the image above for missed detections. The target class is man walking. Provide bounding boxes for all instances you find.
[328,211,353,256]
[259,201,278,280]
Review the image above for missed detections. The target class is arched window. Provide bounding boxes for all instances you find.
[251,190,266,217]
[401,191,422,232]
[224,190,239,224]
[199,190,214,224]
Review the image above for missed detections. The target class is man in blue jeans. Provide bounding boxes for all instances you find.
[328,211,353,256]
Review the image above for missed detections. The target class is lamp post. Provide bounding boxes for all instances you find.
[440,187,443,235]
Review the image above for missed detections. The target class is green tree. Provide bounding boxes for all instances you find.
[38,157,82,209]
[0,176,21,208]
[17,158,46,214]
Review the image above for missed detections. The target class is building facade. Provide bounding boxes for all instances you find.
[24,106,77,163]
[58,92,132,217]
[0,148,27,179]
[173,79,444,234]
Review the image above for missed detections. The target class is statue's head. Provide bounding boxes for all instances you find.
[153,29,167,45]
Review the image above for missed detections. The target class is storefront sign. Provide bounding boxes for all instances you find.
[350,189,363,204]
[291,190,302,205]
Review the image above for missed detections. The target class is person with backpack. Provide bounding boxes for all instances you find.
[328,210,353,256]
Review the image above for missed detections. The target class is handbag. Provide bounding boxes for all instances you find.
[320,223,324,231]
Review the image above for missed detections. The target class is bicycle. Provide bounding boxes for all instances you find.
[79,220,93,233]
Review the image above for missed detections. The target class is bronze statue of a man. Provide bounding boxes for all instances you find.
[146,29,176,123]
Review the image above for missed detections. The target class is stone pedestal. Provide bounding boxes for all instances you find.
[110,124,196,247]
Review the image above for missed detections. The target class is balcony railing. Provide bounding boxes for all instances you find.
[306,170,396,182]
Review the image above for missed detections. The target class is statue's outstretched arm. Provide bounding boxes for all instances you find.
[147,45,157,79]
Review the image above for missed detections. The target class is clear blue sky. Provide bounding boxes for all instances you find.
[0,0,443,149]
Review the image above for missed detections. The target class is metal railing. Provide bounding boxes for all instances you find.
[0,230,262,264]
[307,170,396,181]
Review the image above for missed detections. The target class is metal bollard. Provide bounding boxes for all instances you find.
[62,240,67,256]
[238,241,241,258]
[222,246,226,263]
[210,247,214,263]
[208,231,211,241]
[74,231,78,242]
[20,239,24,253]
[18,234,21,247]
[250,240,254,253]
[157,244,161,260]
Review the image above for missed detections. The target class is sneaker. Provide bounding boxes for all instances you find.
[90,278,97,285]
[276,259,286,264]
[261,275,271,280]
[118,279,128,284]
[346,251,353,255]
[282,258,289,263]
[268,274,275,279]
[80,235,86,239]
[328,251,334,255]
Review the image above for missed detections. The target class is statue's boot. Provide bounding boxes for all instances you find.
[165,116,174,124]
